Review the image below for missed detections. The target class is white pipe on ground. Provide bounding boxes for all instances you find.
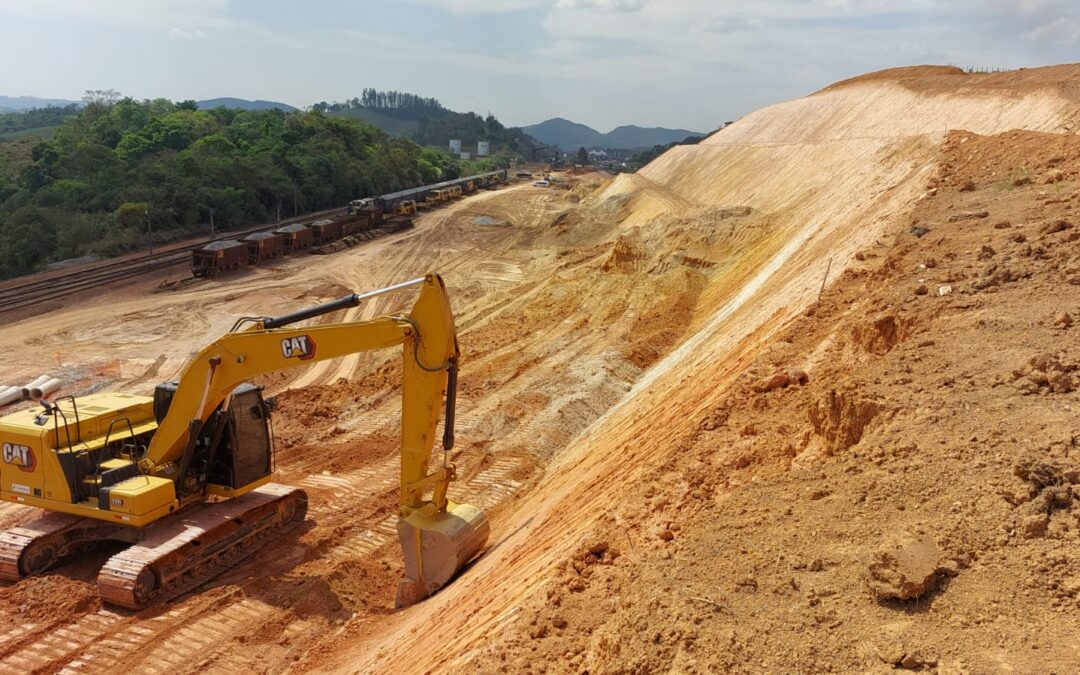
[0,386,21,406]
[30,378,62,401]
[21,375,52,399]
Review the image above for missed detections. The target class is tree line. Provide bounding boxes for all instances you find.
[312,89,446,117]
[0,104,80,136]
[628,134,705,169]
[0,96,460,279]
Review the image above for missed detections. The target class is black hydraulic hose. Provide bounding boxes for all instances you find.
[262,293,362,329]
[443,358,457,452]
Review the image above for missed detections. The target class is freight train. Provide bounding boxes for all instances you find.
[191,170,507,277]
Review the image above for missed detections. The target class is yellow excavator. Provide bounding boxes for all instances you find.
[0,274,488,609]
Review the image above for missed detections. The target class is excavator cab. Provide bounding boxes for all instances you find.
[153,381,274,495]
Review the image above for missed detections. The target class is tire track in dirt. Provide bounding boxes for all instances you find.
[0,610,124,672]
[1,444,537,673]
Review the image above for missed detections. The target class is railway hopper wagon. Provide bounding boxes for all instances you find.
[192,240,249,277]
[309,218,342,245]
[343,207,384,235]
[275,223,315,252]
[243,231,286,261]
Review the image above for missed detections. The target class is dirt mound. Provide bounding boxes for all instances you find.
[0,575,100,623]
[823,63,1080,101]
[821,64,965,91]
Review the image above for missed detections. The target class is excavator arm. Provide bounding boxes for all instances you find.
[145,273,488,605]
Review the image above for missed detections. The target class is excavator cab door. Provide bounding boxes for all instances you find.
[225,385,272,488]
[195,384,273,491]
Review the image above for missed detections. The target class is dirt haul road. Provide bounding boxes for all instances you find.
[0,64,1078,673]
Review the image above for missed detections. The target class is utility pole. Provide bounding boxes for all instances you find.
[209,207,216,235]
[145,205,153,255]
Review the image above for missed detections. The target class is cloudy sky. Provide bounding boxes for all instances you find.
[0,0,1077,131]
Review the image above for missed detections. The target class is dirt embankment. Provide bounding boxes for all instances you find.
[461,129,1080,673]
[326,65,1080,673]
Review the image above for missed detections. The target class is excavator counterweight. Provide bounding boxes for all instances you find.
[0,273,488,608]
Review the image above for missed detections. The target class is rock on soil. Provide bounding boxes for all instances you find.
[947,210,990,222]
[866,535,943,601]
[753,368,809,392]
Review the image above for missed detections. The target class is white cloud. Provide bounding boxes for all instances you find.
[1025,16,1080,41]
[169,27,207,38]
[705,13,764,34]
[0,0,230,28]
[406,0,544,13]
[407,0,647,13]
[555,0,647,11]
[0,0,313,49]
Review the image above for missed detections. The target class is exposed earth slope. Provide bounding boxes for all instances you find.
[0,65,1076,673]
[326,65,1080,673]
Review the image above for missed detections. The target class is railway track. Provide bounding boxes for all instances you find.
[0,207,347,316]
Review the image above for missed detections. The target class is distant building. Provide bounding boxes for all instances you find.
[587,149,608,161]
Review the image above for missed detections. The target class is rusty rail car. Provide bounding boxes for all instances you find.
[190,169,508,276]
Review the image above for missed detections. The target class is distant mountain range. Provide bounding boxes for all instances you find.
[522,117,705,150]
[1,95,297,113]
[0,95,78,112]
[196,98,297,111]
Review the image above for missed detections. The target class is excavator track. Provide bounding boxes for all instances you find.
[97,484,307,610]
[0,512,134,581]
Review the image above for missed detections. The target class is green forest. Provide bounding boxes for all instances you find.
[317,89,546,159]
[0,97,460,279]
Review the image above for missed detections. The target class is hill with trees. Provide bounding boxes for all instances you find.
[0,95,79,112]
[523,117,704,151]
[0,104,80,141]
[316,89,547,162]
[0,94,459,279]
[197,98,298,112]
[627,133,708,169]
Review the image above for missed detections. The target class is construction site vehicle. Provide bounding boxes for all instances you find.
[0,274,489,609]
[192,240,250,277]
[348,198,375,215]
[345,199,385,234]
[424,190,446,208]
[397,199,417,217]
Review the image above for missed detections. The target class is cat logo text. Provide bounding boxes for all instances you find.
[281,335,316,361]
[2,442,36,472]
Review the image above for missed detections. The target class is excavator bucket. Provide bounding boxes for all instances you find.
[396,501,490,607]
